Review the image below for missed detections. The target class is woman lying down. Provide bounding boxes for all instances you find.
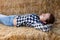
[0,13,55,32]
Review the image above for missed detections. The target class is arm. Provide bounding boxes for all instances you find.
[31,23,52,32]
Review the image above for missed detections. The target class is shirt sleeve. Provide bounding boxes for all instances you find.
[31,23,52,32]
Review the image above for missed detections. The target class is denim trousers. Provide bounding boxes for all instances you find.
[0,14,16,26]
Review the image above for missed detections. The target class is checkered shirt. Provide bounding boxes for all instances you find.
[16,14,52,32]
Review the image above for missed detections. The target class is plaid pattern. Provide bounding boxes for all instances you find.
[16,14,52,32]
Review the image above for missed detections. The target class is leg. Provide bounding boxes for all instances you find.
[0,15,16,26]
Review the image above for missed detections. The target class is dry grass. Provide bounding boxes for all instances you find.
[0,24,50,40]
[0,24,60,40]
[0,0,60,40]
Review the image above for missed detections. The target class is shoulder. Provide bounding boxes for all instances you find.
[28,13,38,17]
[30,13,37,16]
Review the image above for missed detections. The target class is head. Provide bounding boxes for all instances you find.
[39,13,55,24]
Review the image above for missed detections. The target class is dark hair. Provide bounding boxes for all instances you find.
[46,13,55,24]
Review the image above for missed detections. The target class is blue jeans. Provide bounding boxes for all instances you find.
[0,15,16,26]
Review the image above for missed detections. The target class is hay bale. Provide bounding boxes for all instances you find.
[0,0,60,40]
[0,24,50,40]
[0,0,47,15]
[0,24,59,40]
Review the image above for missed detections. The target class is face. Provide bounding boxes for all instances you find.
[40,13,50,22]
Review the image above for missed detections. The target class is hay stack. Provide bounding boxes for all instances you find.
[0,0,60,40]
[0,24,50,40]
